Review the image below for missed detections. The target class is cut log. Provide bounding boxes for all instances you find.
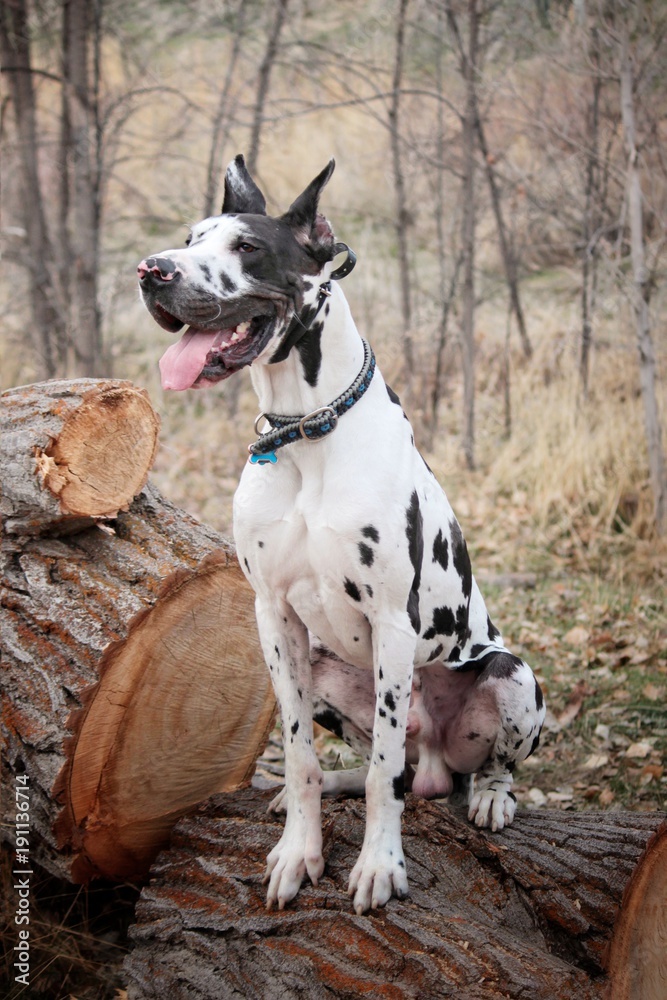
[1,378,160,536]
[1,379,275,883]
[124,791,665,1000]
[605,821,667,1000]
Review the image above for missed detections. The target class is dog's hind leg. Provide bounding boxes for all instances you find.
[460,651,545,831]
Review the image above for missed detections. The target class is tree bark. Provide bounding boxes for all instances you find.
[619,27,667,534]
[63,0,103,377]
[123,789,666,999]
[389,0,414,386]
[1,379,160,536]
[1,380,275,883]
[0,0,65,378]
[474,111,532,361]
[202,0,247,219]
[246,0,289,176]
[447,0,478,471]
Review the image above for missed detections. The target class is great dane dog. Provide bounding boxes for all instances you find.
[138,155,546,915]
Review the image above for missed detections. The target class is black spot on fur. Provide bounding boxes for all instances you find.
[450,517,472,599]
[393,774,405,800]
[391,717,397,728]
[379,707,387,718]
[296,320,323,386]
[218,270,237,293]
[386,384,401,406]
[362,525,380,543]
[527,732,541,757]
[487,615,500,641]
[448,645,461,662]
[344,578,362,602]
[274,645,281,659]
[424,605,456,640]
[384,691,396,712]
[314,708,343,740]
[432,529,449,571]
[428,644,444,662]
[200,262,213,283]
[291,720,299,736]
[535,677,544,712]
[244,558,251,574]
[359,542,374,566]
[470,643,487,659]
[486,651,521,680]
[405,491,423,634]
[365,584,373,598]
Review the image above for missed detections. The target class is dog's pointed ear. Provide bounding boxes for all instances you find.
[221,154,267,215]
[281,159,336,257]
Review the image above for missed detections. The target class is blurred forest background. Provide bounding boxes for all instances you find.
[3,0,667,798]
[2,0,667,805]
[1,0,666,991]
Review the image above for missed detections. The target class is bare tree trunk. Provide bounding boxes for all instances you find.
[580,25,602,398]
[475,111,532,360]
[64,0,103,377]
[0,0,64,378]
[246,0,289,176]
[389,0,414,385]
[620,28,667,533]
[448,0,479,471]
[202,0,247,219]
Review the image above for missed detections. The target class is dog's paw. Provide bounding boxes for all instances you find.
[468,786,516,832]
[347,838,409,915]
[264,828,324,910]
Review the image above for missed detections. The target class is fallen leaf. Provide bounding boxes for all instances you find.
[625,742,653,759]
[557,680,594,727]
[642,683,665,701]
[527,787,547,806]
[563,625,589,646]
[583,753,609,770]
[599,788,615,806]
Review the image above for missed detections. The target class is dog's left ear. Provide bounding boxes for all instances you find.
[281,159,336,257]
[221,154,267,215]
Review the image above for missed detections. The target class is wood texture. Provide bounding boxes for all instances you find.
[605,822,667,1000]
[2,484,275,882]
[124,789,665,999]
[1,378,160,535]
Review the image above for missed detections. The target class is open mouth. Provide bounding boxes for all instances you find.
[159,316,274,390]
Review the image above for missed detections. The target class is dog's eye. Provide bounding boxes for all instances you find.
[238,242,258,254]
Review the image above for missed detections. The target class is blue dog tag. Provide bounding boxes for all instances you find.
[250,451,277,465]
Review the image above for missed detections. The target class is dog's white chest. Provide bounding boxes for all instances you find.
[234,458,375,666]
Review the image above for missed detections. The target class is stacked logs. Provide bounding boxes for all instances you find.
[1,379,275,882]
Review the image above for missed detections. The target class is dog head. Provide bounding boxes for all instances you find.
[138,155,337,390]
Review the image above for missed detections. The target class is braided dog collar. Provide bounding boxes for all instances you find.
[249,339,376,464]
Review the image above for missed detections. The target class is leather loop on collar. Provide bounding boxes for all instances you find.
[330,243,357,280]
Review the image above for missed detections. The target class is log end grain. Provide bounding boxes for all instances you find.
[34,383,160,518]
[605,821,667,1000]
[52,551,275,883]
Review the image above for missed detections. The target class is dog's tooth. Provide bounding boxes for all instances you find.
[236,321,250,335]
[231,332,239,343]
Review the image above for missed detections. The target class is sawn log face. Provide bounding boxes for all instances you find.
[124,788,665,1000]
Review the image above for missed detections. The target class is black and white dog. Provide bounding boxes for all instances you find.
[138,156,545,915]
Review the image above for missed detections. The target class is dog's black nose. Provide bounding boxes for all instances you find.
[137,256,180,283]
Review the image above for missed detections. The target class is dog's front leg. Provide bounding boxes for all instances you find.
[256,597,324,909]
[348,617,415,914]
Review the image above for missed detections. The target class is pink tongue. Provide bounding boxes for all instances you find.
[159,329,219,390]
